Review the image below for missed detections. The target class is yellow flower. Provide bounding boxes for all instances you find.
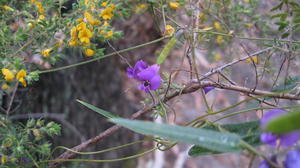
[246,56,259,64]
[110,4,116,10]
[244,0,249,3]
[2,68,14,81]
[35,2,42,8]
[1,155,8,164]
[165,25,175,36]
[85,48,95,56]
[216,35,224,44]
[214,21,222,31]
[30,0,36,3]
[38,15,45,20]
[41,49,52,57]
[38,7,45,14]
[18,78,27,87]
[105,30,113,38]
[169,2,180,9]
[2,83,9,89]
[69,39,78,46]
[78,28,93,46]
[214,53,222,61]
[136,4,147,13]
[76,22,87,31]
[101,1,108,7]
[16,69,26,80]
[84,11,101,25]
[100,7,114,20]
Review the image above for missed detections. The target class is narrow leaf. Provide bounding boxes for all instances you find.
[157,36,177,64]
[77,99,119,118]
[189,121,261,156]
[111,119,241,153]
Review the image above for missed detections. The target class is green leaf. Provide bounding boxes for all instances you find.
[189,121,261,157]
[156,36,177,64]
[111,119,242,153]
[265,109,300,134]
[77,99,119,119]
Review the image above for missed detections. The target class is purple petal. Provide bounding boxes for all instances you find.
[203,86,215,94]
[280,130,300,147]
[148,64,160,73]
[135,60,148,71]
[150,74,161,90]
[137,68,157,81]
[260,109,287,127]
[284,149,300,168]
[260,132,278,146]
[127,67,135,78]
[258,160,270,168]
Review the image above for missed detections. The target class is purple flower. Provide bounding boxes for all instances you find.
[127,60,161,93]
[127,60,148,80]
[260,109,300,147]
[284,149,300,168]
[137,64,161,93]
[203,86,215,94]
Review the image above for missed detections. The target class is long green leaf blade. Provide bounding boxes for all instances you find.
[265,109,300,134]
[189,121,261,156]
[111,118,241,153]
[77,99,119,119]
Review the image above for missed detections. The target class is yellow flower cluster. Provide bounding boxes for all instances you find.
[30,0,46,20]
[67,1,118,56]
[100,4,116,20]
[1,68,27,87]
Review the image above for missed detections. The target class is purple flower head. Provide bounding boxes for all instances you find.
[260,109,300,147]
[137,64,161,93]
[127,60,148,80]
[284,149,300,168]
[203,86,215,94]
